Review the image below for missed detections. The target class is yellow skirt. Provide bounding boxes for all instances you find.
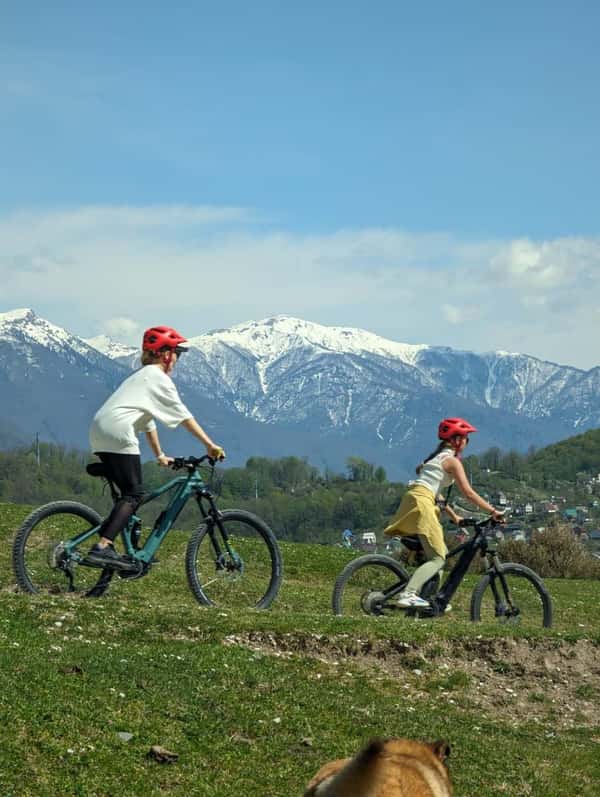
[383,484,447,558]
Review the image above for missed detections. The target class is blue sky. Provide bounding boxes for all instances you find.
[1,1,599,367]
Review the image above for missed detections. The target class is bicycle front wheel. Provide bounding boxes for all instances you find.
[470,563,553,629]
[185,510,282,609]
[13,501,114,597]
[332,555,409,617]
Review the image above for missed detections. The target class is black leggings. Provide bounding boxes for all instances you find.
[96,453,145,542]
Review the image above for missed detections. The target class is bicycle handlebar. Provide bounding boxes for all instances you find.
[458,514,506,529]
[170,455,216,471]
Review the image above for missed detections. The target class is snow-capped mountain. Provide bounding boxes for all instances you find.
[178,316,598,431]
[84,334,137,360]
[0,309,127,449]
[2,309,599,477]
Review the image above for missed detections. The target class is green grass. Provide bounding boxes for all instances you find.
[1,501,600,796]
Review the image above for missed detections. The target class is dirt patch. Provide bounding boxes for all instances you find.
[222,632,600,730]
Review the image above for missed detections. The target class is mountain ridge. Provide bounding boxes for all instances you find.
[1,308,598,478]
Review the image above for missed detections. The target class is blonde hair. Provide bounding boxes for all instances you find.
[141,350,162,366]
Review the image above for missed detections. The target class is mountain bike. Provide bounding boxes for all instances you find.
[332,516,552,628]
[13,455,283,609]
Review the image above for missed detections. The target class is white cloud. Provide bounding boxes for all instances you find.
[489,237,599,292]
[0,205,599,369]
[102,317,141,343]
[442,304,465,325]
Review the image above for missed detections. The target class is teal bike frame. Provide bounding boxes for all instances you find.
[64,462,226,568]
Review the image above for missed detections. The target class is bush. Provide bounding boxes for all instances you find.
[500,524,600,579]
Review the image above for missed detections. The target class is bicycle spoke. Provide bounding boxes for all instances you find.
[332,556,408,617]
[13,503,114,597]
[186,510,281,609]
[472,565,552,629]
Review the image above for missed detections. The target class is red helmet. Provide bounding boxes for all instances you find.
[142,326,188,352]
[438,417,478,440]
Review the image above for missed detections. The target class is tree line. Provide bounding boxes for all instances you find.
[1,430,599,542]
[0,444,401,543]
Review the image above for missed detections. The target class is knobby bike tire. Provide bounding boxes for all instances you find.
[332,554,410,617]
[185,509,283,609]
[13,501,114,597]
[470,562,553,628]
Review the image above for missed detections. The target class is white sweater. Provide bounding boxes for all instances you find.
[89,365,192,455]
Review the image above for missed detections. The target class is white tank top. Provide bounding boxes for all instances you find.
[411,449,455,497]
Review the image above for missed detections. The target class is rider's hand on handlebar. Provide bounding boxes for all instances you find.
[207,444,226,461]
[157,453,174,468]
[491,508,506,524]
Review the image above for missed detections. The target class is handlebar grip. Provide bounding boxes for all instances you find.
[169,455,214,471]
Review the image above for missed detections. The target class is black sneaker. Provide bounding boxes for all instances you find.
[86,543,123,566]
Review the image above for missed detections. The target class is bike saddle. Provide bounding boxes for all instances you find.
[86,462,107,478]
[400,535,423,552]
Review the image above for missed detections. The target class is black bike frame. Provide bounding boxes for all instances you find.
[388,522,497,613]
[435,528,491,607]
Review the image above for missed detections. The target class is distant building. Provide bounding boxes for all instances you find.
[493,491,508,506]
[540,501,558,514]
[359,532,377,553]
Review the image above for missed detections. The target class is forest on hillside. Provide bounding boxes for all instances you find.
[0,444,402,543]
[1,430,599,542]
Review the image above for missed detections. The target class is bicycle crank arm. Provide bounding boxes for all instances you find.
[80,555,141,574]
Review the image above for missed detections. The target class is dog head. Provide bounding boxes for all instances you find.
[304,737,452,797]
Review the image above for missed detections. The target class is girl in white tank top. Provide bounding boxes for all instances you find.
[384,417,504,610]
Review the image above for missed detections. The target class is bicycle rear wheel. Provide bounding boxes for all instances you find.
[332,555,409,617]
[470,563,552,629]
[13,501,114,597]
[185,509,282,609]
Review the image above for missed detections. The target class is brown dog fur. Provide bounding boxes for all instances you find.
[303,737,453,797]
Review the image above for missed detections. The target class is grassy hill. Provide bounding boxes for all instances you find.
[527,428,600,481]
[1,501,600,796]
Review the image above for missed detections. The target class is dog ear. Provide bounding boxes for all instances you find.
[431,740,451,762]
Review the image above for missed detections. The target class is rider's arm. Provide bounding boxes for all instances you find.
[145,429,172,467]
[443,503,463,525]
[443,457,504,520]
[181,417,225,460]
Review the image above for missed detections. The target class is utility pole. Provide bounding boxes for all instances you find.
[35,432,40,468]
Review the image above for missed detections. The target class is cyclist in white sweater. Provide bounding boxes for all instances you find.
[87,325,224,565]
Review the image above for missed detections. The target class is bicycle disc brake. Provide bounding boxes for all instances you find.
[47,541,68,570]
[216,551,243,581]
[496,603,521,624]
[360,590,387,615]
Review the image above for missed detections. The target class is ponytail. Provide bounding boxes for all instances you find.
[415,441,452,475]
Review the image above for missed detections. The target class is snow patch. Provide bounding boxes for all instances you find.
[0,308,35,323]
[85,335,137,359]
[188,316,429,368]
[0,307,92,357]
[344,389,353,426]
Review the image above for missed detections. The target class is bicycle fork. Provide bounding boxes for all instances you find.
[487,557,519,620]
[196,496,242,575]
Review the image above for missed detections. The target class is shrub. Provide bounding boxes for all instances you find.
[500,524,600,579]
